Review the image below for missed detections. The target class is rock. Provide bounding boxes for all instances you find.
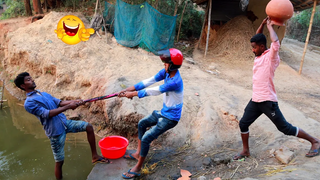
[269,148,275,157]
[202,157,212,166]
[213,153,231,165]
[197,176,206,180]
[274,147,295,164]
[185,57,195,64]
[66,111,81,120]
[184,155,193,161]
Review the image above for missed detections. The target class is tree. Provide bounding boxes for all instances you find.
[176,0,188,41]
[174,0,179,16]
[24,0,32,16]
[32,0,43,14]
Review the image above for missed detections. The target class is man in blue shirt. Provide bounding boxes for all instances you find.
[119,48,184,179]
[14,72,108,180]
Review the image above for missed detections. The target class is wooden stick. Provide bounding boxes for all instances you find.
[204,0,212,57]
[299,0,317,75]
[173,0,178,16]
[177,0,188,42]
[96,31,102,39]
[94,0,99,16]
[197,1,209,49]
[44,0,47,12]
[1,80,4,109]
[230,165,240,179]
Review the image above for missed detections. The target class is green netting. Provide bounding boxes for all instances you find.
[103,1,115,26]
[104,0,177,55]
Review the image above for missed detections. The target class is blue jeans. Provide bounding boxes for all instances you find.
[138,110,178,157]
[49,120,88,162]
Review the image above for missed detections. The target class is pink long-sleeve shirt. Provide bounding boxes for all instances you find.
[252,40,280,102]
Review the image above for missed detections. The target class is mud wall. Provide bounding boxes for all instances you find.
[248,0,286,46]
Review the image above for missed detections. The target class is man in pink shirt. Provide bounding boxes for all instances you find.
[233,17,320,160]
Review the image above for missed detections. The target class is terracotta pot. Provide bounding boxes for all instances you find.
[266,0,294,26]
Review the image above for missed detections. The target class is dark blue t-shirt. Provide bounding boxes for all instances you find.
[24,90,67,137]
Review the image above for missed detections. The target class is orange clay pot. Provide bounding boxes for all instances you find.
[266,0,294,26]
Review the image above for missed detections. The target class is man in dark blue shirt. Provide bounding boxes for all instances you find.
[14,72,108,180]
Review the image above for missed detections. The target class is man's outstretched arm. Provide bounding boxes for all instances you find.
[49,101,79,117]
[256,17,268,34]
[266,19,279,42]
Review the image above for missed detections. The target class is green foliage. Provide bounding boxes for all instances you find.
[63,0,83,10]
[291,6,320,28]
[177,2,204,39]
[0,0,26,20]
[287,6,320,44]
[156,0,204,40]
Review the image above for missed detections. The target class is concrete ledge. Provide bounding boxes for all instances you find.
[87,150,137,180]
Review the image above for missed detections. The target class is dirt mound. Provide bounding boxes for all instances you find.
[0,17,32,52]
[0,11,151,139]
[207,15,255,61]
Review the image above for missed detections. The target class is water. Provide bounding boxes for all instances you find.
[0,86,100,180]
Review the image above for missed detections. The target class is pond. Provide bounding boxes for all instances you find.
[0,85,100,180]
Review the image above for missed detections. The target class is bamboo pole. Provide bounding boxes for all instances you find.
[177,0,188,42]
[1,80,4,109]
[94,0,99,16]
[299,0,317,75]
[197,1,209,49]
[204,0,212,57]
[174,0,179,16]
[44,0,47,12]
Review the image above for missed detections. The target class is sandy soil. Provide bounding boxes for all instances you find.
[1,12,320,179]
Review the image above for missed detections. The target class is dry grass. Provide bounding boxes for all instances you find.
[200,15,255,63]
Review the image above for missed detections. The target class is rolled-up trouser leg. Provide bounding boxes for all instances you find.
[261,101,298,136]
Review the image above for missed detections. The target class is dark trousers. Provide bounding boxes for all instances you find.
[239,100,297,136]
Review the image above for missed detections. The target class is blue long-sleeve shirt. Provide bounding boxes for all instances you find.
[134,69,183,121]
[24,90,67,137]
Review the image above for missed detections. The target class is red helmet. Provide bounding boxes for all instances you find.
[158,48,183,71]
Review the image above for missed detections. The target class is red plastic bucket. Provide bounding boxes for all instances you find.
[98,136,129,159]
